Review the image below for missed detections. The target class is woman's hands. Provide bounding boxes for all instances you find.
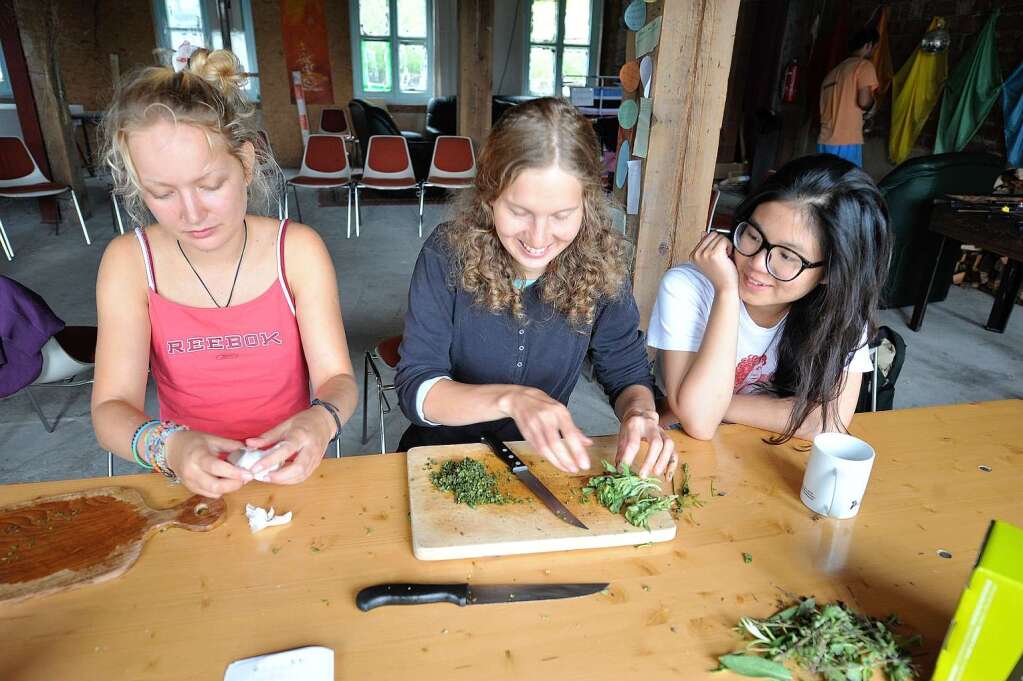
[164,430,249,498]
[691,231,738,294]
[244,406,336,485]
[498,387,592,474]
[616,409,677,479]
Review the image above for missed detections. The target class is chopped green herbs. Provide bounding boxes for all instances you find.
[430,457,516,507]
[720,597,920,681]
[742,552,753,565]
[581,460,682,529]
[672,462,705,518]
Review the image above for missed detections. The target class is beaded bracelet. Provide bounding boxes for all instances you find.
[130,419,160,470]
[144,421,189,482]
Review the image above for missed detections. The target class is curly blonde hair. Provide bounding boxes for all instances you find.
[445,97,626,326]
[100,49,279,227]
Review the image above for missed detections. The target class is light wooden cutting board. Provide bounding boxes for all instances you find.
[407,440,676,560]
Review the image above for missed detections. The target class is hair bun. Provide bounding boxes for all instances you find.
[187,48,247,99]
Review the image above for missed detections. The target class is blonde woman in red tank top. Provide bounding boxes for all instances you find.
[92,50,357,498]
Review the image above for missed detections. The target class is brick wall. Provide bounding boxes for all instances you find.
[55,0,157,112]
[849,0,1023,158]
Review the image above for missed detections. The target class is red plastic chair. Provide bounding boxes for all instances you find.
[0,136,91,260]
[355,135,419,238]
[418,136,476,237]
[285,134,356,238]
[361,334,402,454]
[319,108,353,138]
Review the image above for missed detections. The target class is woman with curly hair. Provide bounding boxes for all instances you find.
[395,97,674,478]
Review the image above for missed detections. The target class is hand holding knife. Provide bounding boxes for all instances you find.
[482,432,588,530]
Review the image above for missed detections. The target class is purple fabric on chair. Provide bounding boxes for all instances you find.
[0,276,65,397]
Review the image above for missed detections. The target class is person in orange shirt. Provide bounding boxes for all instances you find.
[817,28,880,167]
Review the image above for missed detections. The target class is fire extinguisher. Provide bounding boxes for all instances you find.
[781,59,800,103]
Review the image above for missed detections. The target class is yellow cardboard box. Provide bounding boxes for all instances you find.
[932,520,1023,681]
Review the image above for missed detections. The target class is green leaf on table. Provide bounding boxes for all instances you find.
[716,654,792,680]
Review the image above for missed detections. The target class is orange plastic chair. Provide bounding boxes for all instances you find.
[285,134,356,238]
[418,136,476,237]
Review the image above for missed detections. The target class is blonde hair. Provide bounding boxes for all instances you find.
[445,97,626,326]
[101,49,279,226]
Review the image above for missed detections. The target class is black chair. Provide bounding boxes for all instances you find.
[877,152,1004,309]
[855,325,907,413]
[348,99,431,180]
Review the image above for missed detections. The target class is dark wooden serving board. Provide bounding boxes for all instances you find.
[0,486,225,604]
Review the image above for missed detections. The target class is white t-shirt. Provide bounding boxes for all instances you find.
[647,264,873,394]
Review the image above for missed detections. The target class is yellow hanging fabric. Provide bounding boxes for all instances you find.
[889,17,949,164]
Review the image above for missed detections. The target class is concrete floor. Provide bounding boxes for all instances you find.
[1,177,1020,485]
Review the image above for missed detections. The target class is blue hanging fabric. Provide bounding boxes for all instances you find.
[1003,60,1023,168]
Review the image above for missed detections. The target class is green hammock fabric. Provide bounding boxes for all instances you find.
[934,11,1003,154]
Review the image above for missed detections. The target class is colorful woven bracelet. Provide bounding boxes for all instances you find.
[131,419,160,470]
[146,421,189,481]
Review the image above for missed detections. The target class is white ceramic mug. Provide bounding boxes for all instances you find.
[800,433,876,519]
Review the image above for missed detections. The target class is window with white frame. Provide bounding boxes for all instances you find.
[527,0,600,97]
[349,0,433,104]
[152,0,261,100]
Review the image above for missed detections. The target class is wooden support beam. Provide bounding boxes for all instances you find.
[632,0,740,327]
[12,0,92,218]
[457,0,492,149]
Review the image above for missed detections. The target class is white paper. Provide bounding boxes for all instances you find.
[245,504,293,534]
[228,446,285,483]
[626,160,643,215]
[224,646,333,681]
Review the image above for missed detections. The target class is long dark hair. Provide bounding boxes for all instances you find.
[735,154,892,444]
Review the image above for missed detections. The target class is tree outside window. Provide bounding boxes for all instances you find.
[351,0,432,103]
[527,0,598,97]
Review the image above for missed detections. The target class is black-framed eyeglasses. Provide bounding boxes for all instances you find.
[731,221,826,282]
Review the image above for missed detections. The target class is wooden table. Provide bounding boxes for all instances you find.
[2,401,1021,680]
[910,198,1023,333]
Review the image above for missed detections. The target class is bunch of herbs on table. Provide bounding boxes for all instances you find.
[717,597,921,681]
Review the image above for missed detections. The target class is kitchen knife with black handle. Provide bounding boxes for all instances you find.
[481,432,588,530]
[356,582,609,611]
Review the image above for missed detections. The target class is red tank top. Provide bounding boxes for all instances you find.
[135,221,310,440]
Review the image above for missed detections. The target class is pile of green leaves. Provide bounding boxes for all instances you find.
[581,460,681,529]
[429,457,516,507]
[717,597,920,681]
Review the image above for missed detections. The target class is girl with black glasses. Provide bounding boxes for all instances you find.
[647,154,892,443]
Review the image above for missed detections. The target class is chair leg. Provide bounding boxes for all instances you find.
[361,351,372,445]
[69,190,91,246]
[291,185,303,222]
[277,197,284,221]
[346,185,352,239]
[25,388,56,433]
[0,216,13,260]
[111,194,125,235]
[283,186,290,219]
[354,185,361,237]
[418,183,425,239]
[378,382,386,454]
[108,451,113,477]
